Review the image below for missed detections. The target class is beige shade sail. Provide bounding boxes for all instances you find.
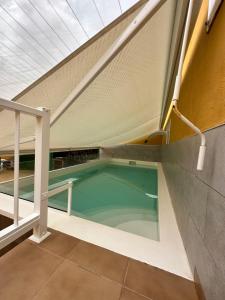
[0,0,181,152]
[0,0,139,99]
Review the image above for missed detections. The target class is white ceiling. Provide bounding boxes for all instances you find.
[0,0,138,99]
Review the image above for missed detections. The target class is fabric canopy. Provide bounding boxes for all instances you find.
[0,0,182,151]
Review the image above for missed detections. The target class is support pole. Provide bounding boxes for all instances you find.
[32,107,51,242]
[14,111,20,226]
[67,181,73,216]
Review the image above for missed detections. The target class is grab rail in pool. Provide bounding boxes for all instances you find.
[48,178,77,216]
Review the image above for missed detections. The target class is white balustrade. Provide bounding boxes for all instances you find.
[0,99,50,249]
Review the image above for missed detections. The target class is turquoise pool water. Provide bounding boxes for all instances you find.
[0,163,159,240]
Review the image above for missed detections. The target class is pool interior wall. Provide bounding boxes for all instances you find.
[0,160,159,240]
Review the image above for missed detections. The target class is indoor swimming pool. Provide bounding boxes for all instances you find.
[0,161,159,240]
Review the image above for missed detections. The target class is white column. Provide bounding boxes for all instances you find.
[32,107,50,242]
[14,111,20,226]
[67,181,73,216]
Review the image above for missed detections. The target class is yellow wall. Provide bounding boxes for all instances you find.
[165,0,225,142]
[129,0,225,145]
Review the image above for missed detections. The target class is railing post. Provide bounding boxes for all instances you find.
[31,107,51,242]
[14,111,20,226]
[67,181,73,216]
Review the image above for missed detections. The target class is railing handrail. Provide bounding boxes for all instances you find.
[47,178,77,215]
[0,99,46,117]
[0,213,40,250]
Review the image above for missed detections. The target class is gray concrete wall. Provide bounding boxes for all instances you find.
[161,125,225,300]
[101,144,161,162]
[101,137,225,299]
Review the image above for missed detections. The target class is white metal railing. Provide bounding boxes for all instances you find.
[47,178,77,215]
[0,98,50,250]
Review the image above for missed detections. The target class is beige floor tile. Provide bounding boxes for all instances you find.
[120,288,150,300]
[67,240,128,283]
[125,260,199,300]
[34,260,121,300]
[34,229,80,257]
[0,241,62,300]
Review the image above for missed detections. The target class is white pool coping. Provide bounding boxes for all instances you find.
[0,158,192,280]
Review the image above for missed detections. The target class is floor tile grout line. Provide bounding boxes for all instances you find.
[1,236,198,300]
[123,258,130,285]
[118,284,124,300]
[65,238,83,257]
[69,238,131,259]
[64,257,126,286]
[33,254,123,299]
[27,233,131,286]
[27,240,70,260]
[23,232,78,299]
[12,232,197,299]
[0,239,63,262]
[27,231,82,259]
[31,258,123,300]
[122,260,154,300]
[124,286,154,300]
[31,257,66,299]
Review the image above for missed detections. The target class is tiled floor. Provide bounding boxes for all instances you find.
[0,229,199,300]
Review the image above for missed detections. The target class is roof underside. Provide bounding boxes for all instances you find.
[0,0,180,151]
